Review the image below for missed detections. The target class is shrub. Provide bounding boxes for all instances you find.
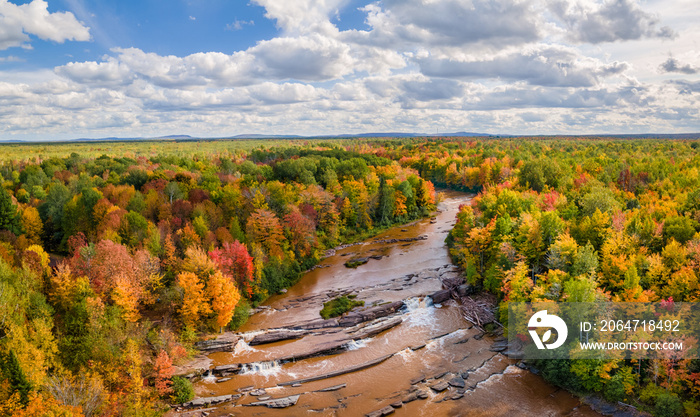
[656,392,683,417]
[171,376,194,404]
[320,296,364,319]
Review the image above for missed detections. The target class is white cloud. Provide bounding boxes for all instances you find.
[346,0,542,49]
[417,45,629,87]
[251,34,354,81]
[547,0,675,43]
[55,57,134,86]
[0,0,698,140]
[0,0,90,50]
[225,19,254,31]
[250,0,348,35]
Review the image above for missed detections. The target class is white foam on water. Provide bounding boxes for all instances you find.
[200,372,217,384]
[403,297,437,328]
[237,329,267,341]
[285,359,331,379]
[233,339,257,355]
[239,360,283,378]
[396,347,415,362]
[345,338,371,351]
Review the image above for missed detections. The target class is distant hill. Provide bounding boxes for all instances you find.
[232,134,304,139]
[2,132,699,143]
[156,134,193,139]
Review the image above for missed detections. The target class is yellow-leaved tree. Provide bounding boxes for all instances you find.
[206,270,240,332]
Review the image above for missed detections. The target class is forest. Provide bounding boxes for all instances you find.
[0,136,699,416]
[0,138,436,416]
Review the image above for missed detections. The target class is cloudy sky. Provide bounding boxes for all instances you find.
[0,0,698,140]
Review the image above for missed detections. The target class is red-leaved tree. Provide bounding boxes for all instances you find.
[209,241,255,297]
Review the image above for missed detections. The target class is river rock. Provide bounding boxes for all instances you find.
[391,401,403,408]
[490,341,508,352]
[213,363,240,374]
[430,380,449,392]
[351,316,403,340]
[338,313,364,327]
[297,318,339,330]
[249,329,307,345]
[429,289,451,304]
[361,301,404,322]
[402,390,428,403]
[194,337,239,353]
[448,377,466,388]
[338,301,404,327]
[410,375,426,385]
[250,388,266,396]
[179,394,240,409]
[366,406,395,416]
[249,394,301,408]
[432,371,448,380]
[315,383,347,392]
[345,257,369,268]
[215,377,231,383]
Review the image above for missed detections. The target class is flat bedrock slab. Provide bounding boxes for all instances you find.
[248,394,301,408]
[178,394,240,409]
[366,406,395,417]
[430,381,449,392]
[249,329,307,346]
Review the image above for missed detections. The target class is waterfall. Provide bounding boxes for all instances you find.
[239,360,282,377]
[403,297,436,328]
[200,369,217,384]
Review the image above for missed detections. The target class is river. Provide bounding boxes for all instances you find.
[179,190,602,417]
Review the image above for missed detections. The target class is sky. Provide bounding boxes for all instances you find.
[0,0,698,140]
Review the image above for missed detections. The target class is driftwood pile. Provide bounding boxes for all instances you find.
[441,276,497,330]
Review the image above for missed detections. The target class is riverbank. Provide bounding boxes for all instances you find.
[168,190,605,417]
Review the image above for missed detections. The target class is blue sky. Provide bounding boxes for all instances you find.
[0,0,698,140]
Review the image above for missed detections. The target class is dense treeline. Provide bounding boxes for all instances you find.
[381,138,699,417]
[2,136,699,416]
[0,143,435,415]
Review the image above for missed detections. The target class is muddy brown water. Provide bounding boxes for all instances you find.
[183,190,602,417]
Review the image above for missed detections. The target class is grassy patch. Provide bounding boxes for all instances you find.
[320,296,365,319]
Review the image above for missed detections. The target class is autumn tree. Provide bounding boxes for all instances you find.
[206,270,241,331]
[153,350,175,396]
[21,207,43,245]
[246,208,285,259]
[284,207,317,259]
[209,241,255,297]
[176,271,210,329]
